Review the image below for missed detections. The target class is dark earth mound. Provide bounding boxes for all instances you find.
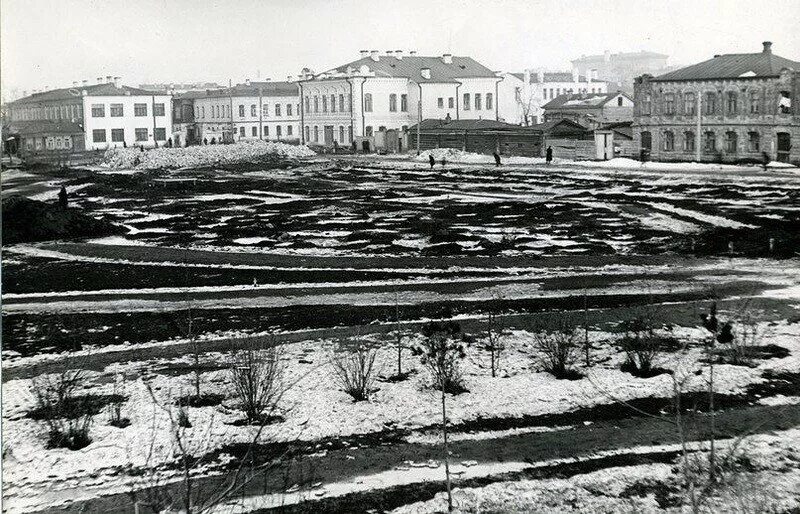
[2,195,124,244]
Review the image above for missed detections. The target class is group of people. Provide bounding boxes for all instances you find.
[426,145,554,169]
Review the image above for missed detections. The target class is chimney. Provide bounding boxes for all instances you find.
[72,81,78,87]
[288,75,293,82]
[82,79,88,86]
[386,50,393,57]
[97,77,103,84]
[370,50,380,61]
[395,50,403,59]
[762,41,772,54]
[245,78,251,86]
[360,49,369,58]
[106,75,112,83]
[409,50,417,56]
[113,76,120,87]
[421,68,431,79]
[603,50,611,62]
[442,53,453,64]
[714,54,721,58]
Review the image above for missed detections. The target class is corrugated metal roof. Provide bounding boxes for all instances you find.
[326,55,497,83]
[653,50,800,81]
[542,91,627,110]
[10,83,161,104]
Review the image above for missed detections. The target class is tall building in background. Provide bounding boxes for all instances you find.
[572,50,671,93]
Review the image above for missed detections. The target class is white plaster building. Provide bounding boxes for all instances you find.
[498,70,609,126]
[299,50,501,152]
[7,78,173,151]
[190,81,300,144]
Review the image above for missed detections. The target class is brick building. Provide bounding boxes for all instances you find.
[633,42,800,164]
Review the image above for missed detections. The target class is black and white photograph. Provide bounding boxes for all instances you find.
[1,0,799,512]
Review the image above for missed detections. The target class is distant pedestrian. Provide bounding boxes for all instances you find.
[140,145,144,152]
[123,140,127,148]
[493,151,501,167]
[210,137,216,145]
[203,137,208,145]
[546,146,553,165]
[351,140,357,153]
[58,186,68,210]
[441,157,446,167]
[429,154,435,169]
[762,151,771,171]
[167,137,173,148]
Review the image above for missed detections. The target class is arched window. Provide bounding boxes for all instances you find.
[748,131,760,152]
[322,95,327,113]
[314,126,319,142]
[313,96,319,113]
[725,131,738,153]
[348,125,353,143]
[640,131,652,150]
[704,92,716,114]
[684,93,696,115]
[389,94,397,112]
[683,131,695,152]
[664,93,675,115]
[704,131,716,152]
[662,131,675,151]
[749,91,760,114]
[304,125,310,142]
[726,92,738,114]
[339,125,344,142]
[642,94,652,115]
[364,93,373,112]
[330,95,336,113]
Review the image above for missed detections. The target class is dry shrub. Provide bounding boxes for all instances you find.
[330,339,379,402]
[229,336,285,424]
[414,320,468,394]
[533,316,581,379]
[30,364,93,449]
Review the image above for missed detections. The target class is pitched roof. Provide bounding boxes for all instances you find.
[10,83,161,104]
[509,71,602,83]
[198,81,298,98]
[409,118,521,131]
[4,119,84,135]
[528,119,589,133]
[653,49,800,81]
[543,91,629,110]
[325,55,497,83]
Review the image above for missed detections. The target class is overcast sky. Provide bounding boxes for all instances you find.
[2,0,799,96]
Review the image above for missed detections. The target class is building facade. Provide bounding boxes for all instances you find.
[299,51,501,152]
[189,81,300,144]
[498,70,608,126]
[542,91,633,130]
[6,78,173,151]
[633,42,800,164]
[572,50,671,94]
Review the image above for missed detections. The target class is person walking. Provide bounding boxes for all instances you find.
[58,186,68,210]
[762,151,771,171]
[429,154,436,169]
[441,157,447,167]
[493,151,501,167]
[546,146,553,165]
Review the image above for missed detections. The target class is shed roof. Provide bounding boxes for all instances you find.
[409,118,521,131]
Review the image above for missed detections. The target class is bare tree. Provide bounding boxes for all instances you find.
[483,297,505,377]
[329,338,379,401]
[229,335,286,424]
[533,315,580,379]
[391,291,410,380]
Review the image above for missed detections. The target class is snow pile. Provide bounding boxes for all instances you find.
[102,141,315,170]
[415,148,544,165]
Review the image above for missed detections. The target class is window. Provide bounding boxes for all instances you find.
[134,103,147,116]
[154,103,165,116]
[287,125,293,136]
[154,128,166,141]
[111,129,125,142]
[725,92,737,114]
[330,95,336,113]
[276,104,282,116]
[347,93,352,111]
[304,97,310,113]
[664,93,675,115]
[238,105,245,117]
[389,94,397,112]
[262,104,269,117]
[448,97,454,108]
[400,94,408,112]
[617,96,623,107]
[287,104,293,116]
[135,128,148,141]
[264,125,270,136]
[364,93,372,112]
[475,93,482,111]
[641,131,652,150]
[486,93,493,110]
[91,104,105,117]
[314,96,319,113]
[348,126,353,142]
[252,126,258,137]
[704,131,716,152]
[778,91,792,114]
[704,92,716,114]
[322,95,327,113]
[725,131,737,153]
[239,126,245,137]
[438,97,444,108]
[251,104,257,117]
[110,103,123,117]
[642,94,651,115]
[683,131,695,152]
[662,131,675,151]
[304,126,309,141]
[684,93,696,115]
[549,88,554,98]
[339,125,344,142]
[201,106,205,118]
[748,131,760,152]
[339,94,345,113]
[463,93,470,110]
[749,90,760,113]
[365,126,373,137]
[92,129,106,142]
[314,126,319,142]
[276,126,282,138]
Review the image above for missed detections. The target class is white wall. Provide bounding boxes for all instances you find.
[192,94,300,142]
[82,94,173,150]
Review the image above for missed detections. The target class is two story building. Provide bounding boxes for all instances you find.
[299,51,501,152]
[498,69,609,126]
[542,91,633,130]
[189,80,300,144]
[6,78,173,152]
[633,42,800,164]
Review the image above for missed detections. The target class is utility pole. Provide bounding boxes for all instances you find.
[695,92,701,162]
[258,87,263,140]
